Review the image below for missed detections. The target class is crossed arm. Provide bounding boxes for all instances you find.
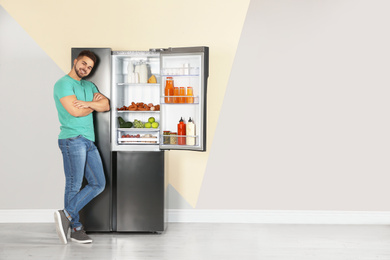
[60,93,110,117]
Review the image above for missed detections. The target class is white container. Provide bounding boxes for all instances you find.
[186,117,195,145]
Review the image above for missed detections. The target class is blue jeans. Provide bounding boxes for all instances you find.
[58,135,106,229]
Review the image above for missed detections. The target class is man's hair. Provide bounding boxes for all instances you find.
[77,50,97,65]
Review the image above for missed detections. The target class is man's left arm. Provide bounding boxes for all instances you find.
[73,93,110,112]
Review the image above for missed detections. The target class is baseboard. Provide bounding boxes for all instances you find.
[1,209,390,224]
[168,209,390,224]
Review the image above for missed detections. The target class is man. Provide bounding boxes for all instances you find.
[53,50,110,244]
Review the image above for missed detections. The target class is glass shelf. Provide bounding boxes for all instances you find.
[117,83,159,86]
[118,128,160,132]
[117,110,160,113]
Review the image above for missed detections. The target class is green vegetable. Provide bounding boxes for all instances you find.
[121,122,133,128]
[118,117,126,124]
[118,117,133,128]
[133,119,145,128]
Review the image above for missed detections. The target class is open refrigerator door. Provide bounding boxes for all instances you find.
[158,47,209,151]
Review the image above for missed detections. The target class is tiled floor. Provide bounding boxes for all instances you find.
[1,223,390,259]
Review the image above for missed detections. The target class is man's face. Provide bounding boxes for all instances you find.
[74,56,94,79]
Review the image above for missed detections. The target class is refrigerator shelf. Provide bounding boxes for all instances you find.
[160,96,199,104]
[117,83,160,87]
[161,74,199,77]
[118,128,160,132]
[162,134,197,137]
[117,110,160,113]
[161,67,200,76]
[118,139,159,144]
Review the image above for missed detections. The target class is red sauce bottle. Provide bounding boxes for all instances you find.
[177,117,186,145]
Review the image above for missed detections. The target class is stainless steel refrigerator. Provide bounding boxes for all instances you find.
[72,46,209,232]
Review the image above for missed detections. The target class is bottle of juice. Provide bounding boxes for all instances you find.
[164,77,174,103]
[174,87,179,103]
[186,86,194,103]
[177,117,186,145]
[179,87,186,103]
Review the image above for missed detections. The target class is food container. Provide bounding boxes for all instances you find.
[170,132,178,145]
[163,131,171,144]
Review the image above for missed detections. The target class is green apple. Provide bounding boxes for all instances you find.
[145,122,152,128]
[152,122,159,128]
[148,117,155,123]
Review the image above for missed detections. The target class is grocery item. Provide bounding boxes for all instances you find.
[170,132,178,145]
[118,117,133,128]
[174,87,179,103]
[186,117,195,145]
[133,119,145,128]
[148,117,155,123]
[163,131,171,144]
[177,117,186,145]
[139,62,148,83]
[152,122,159,128]
[186,87,194,103]
[117,102,160,111]
[127,63,135,83]
[179,87,186,103]
[165,77,174,103]
[145,122,152,128]
[148,75,157,83]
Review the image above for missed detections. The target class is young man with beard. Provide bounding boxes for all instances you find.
[53,50,110,244]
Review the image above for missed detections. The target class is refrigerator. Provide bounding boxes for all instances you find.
[72,46,209,232]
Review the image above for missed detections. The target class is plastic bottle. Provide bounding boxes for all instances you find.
[177,117,186,145]
[139,62,148,83]
[186,117,195,145]
[127,62,135,83]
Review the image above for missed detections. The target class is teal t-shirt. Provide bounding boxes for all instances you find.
[53,75,99,141]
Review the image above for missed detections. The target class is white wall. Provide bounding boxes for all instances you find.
[197,0,390,211]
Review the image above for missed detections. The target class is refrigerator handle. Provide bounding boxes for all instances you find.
[149,48,169,52]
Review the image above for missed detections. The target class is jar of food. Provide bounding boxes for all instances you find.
[165,77,174,103]
[186,86,194,103]
[170,132,178,145]
[163,131,171,144]
[174,87,179,103]
[179,87,186,103]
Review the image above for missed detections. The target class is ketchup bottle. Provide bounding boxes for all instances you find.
[177,117,186,145]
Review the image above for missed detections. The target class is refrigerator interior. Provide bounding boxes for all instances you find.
[111,51,161,151]
[160,53,204,150]
[111,49,206,152]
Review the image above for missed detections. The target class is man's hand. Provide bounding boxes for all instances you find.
[93,93,104,101]
[73,100,91,109]
[72,93,107,109]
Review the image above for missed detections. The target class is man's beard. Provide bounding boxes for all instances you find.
[75,63,88,79]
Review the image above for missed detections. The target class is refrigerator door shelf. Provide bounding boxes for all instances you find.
[160,96,199,104]
[117,83,160,86]
[161,71,200,77]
